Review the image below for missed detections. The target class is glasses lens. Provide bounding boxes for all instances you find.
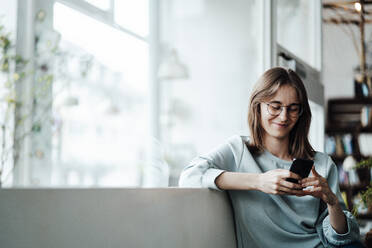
[266,103,303,117]
[288,105,302,117]
[267,103,281,115]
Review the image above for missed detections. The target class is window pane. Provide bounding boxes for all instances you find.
[309,101,324,152]
[114,0,149,37]
[277,0,320,69]
[159,0,264,185]
[53,3,149,187]
[85,0,110,10]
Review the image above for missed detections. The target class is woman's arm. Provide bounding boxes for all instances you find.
[215,172,259,190]
[327,201,348,234]
[179,136,302,194]
[300,166,348,234]
[216,170,303,194]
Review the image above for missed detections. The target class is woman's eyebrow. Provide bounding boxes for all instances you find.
[268,100,301,105]
[268,100,282,104]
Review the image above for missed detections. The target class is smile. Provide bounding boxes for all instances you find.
[272,123,288,128]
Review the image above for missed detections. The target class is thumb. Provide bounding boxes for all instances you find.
[311,165,320,177]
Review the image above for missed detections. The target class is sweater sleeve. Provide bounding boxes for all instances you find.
[178,136,242,191]
[322,156,360,246]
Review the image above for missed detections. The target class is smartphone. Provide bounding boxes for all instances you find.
[286,158,314,184]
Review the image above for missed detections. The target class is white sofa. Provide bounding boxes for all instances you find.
[0,188,237,248]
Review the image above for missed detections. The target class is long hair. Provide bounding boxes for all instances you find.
[247,67,315,159]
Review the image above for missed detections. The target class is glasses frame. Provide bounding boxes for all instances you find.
[264,102,303,117]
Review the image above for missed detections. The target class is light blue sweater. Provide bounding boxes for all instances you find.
[179,135,360,248]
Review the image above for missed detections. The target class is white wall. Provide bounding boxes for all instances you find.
[323,23,363,99]
[160,0,263,155]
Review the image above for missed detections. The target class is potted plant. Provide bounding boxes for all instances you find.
[352,158,372,246]
[353,157,372,215]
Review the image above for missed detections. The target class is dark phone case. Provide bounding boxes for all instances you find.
[286,159,314,184]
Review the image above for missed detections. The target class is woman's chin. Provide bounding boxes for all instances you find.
[267,130,290,140]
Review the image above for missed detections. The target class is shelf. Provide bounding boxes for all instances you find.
[340,183,369,193]
[327,98,372,221]
[357,212,372,220]
[326,126,372,134]
[328,98,372,105]
[326,127,372,134]
[327,97,372,133]
[332,156,346,164]
[330,154,367,164]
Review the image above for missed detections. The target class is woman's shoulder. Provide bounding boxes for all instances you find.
[313,151,331,162]
[226,135,249,145]
[225,135,251,152]
[312,151,335,176]
[199,135,249,169]
[216,135,250,158]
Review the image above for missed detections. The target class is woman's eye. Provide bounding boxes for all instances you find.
[289,105,300,111]
[271,105,281,110]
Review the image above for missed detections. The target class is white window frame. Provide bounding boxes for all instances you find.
[13,0,160,186]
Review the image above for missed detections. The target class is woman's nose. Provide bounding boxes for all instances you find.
[279,107,289,120]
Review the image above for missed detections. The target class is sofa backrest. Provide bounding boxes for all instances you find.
[0,188,237,248]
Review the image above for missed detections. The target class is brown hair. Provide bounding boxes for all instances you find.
[247,67,315,159]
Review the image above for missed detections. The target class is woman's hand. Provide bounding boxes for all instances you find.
[258,169,303,195]
[299,166,338,206]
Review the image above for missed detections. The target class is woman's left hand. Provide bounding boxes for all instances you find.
[298,166,338,206]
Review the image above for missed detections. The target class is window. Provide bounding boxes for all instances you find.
[114,0,149,37]
[84,0,110,10]
[51,2,149,187]
[277,0,321,70]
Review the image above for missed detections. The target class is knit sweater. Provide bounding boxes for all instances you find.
[179,135,360,248]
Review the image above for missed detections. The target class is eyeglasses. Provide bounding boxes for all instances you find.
[264,102,303,117]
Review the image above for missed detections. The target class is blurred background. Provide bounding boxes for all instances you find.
[0,0,367,191]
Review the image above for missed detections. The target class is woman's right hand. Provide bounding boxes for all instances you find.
[257,169,304,195]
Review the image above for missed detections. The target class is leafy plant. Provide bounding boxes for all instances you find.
[0,22,28,186]
[0,13,61,186]
[0,11,93,187]
[352,158,372,216]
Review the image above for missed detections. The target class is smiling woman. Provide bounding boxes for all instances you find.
[179,67,362,248]
[247,69,313,160]
[259,85,303,153]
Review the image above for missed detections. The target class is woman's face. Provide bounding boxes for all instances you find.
[259,84,301,141]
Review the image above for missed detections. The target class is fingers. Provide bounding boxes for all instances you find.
[300,165,324,186]
[281,180,303,190]
[276,179,304,194]
[300,177,322,188]
[273,169,302,180]
[311,166,320,177]
[268,180,303,195]
[275,185,304,195]
[303,186,322,193]
[287,171,302,180]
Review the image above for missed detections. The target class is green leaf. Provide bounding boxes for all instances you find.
[31,123,41,133]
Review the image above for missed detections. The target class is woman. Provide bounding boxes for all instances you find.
[179,67,361,248]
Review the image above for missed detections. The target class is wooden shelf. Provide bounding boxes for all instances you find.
[330,154,368,164]
[326,126,372,134]
[328,98,372,105]
[326,98,372,220]
[340,183,369,193]
[357,212,372,220]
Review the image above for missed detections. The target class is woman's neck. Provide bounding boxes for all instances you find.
[263,136,292,161]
